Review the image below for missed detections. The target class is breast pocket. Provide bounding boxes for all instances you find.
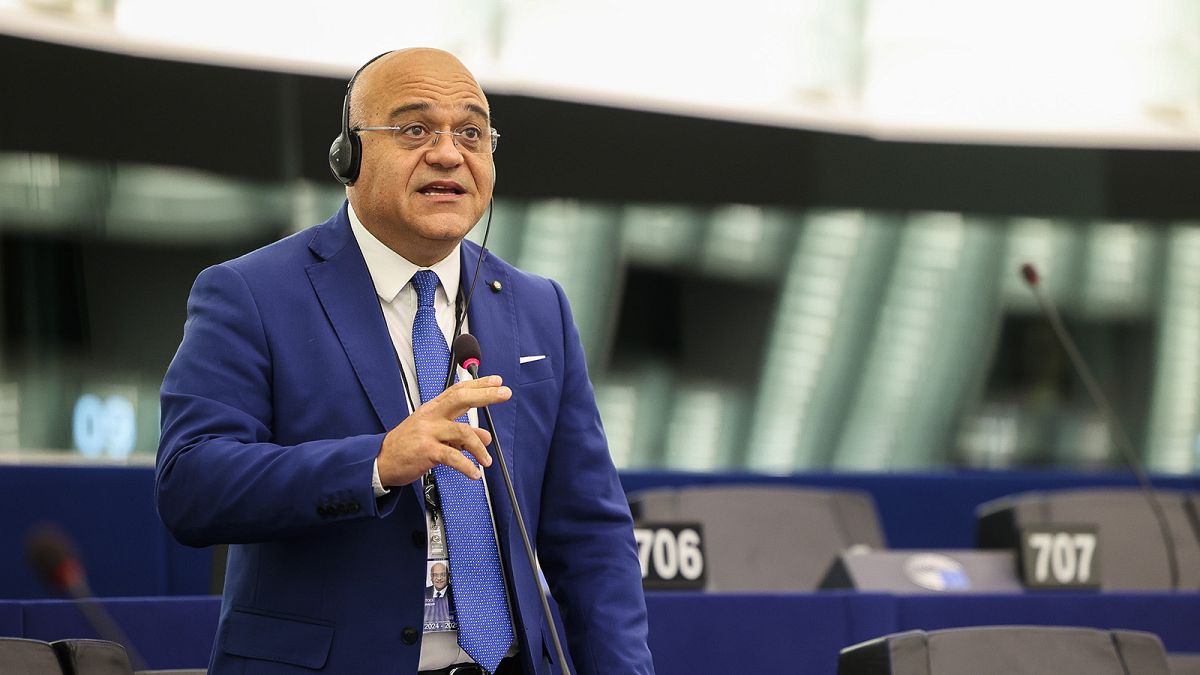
[517,355,554,385]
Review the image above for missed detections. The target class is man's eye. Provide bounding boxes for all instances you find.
[459,127,482,141]
[401,124,429,138]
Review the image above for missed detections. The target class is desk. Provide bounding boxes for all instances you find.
[4,592,1197,673]
[3,465,1195,600]
[647,592,1200,675]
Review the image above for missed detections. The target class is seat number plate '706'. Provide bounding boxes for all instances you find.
[633,523,706,590]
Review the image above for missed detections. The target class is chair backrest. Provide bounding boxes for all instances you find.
[976,488,1200,590]
[51,639,134,675]
[839,626,1171,675]
[1168,653,1200,675]
[0,637,62,674]
[628,484,886,591]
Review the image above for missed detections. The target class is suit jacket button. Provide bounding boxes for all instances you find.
[401,626,418,644]
[411,530,425,549]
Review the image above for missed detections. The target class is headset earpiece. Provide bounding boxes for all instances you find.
[328,92,361,185]
[328,52,393,186]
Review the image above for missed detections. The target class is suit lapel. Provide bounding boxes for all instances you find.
[306,206,407,433]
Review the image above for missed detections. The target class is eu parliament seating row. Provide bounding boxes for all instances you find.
[3,465,1197,600]
[629,484,1200,592]
[977,488,1200,590]
[6,593,1200,674]
[629,484,886,591]
[838,626,1172,675]
[2,467,1199,673]
[0,636,201,675]
[4,627,1191,675]
[627,484,1200,673]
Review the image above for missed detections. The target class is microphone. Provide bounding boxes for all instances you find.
[451,334,572,675]
[1019,262,1039,287]
[26,523,87,595]
[1020,262,1180,589]
[25,523,147,669]
[453,334,482,376]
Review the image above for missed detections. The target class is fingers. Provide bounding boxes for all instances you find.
[377,377,507,486]
[425,376,511,420]
[431,424,494,480]
[441,420,492,464]
[473,426,493,449]
[422,377,502,474]
[377,419,495,486]
[466,427,492,469]
[439,443,486,480]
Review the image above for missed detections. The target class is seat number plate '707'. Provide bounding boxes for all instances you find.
[1019,525,1101,589]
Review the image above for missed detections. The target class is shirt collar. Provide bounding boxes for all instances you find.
[348,202,461,305]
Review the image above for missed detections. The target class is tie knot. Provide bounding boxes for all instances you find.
[412,270,439,308]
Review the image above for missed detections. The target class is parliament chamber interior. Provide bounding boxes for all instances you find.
[1,2,1199,673]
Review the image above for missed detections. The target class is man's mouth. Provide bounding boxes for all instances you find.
[418,181,466,196]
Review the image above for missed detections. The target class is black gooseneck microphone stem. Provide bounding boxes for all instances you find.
[73,592,148,671]
[460,198,494,325]
[467,364,572,675]
[445,198,494,391]
[1023,265,1180,590]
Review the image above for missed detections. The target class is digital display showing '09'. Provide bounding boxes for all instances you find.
[72,394,136,459]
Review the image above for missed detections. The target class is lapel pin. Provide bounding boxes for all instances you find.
[489,280,503,293]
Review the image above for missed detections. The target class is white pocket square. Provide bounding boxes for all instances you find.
[519,355,547,364]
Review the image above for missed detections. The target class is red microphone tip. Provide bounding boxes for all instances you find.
[1020,263,1039,287]
[462,357,481,372]
[52,558,85,591]
[452,334,482,369]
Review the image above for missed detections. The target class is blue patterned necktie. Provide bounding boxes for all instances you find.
[410,270,514,673]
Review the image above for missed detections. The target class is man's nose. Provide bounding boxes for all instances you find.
[425,132,465,168]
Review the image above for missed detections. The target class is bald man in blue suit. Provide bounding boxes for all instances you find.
[156,49,653,675]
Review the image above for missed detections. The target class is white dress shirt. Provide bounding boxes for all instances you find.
[348,203,479,669]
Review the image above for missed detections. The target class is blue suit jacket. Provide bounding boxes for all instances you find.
[156,205,653,674]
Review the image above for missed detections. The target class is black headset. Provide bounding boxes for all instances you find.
[328,51,394,185]
[328,51,497,188]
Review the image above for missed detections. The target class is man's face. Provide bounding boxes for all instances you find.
[348,49,494,266]
[431,564,449,590]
